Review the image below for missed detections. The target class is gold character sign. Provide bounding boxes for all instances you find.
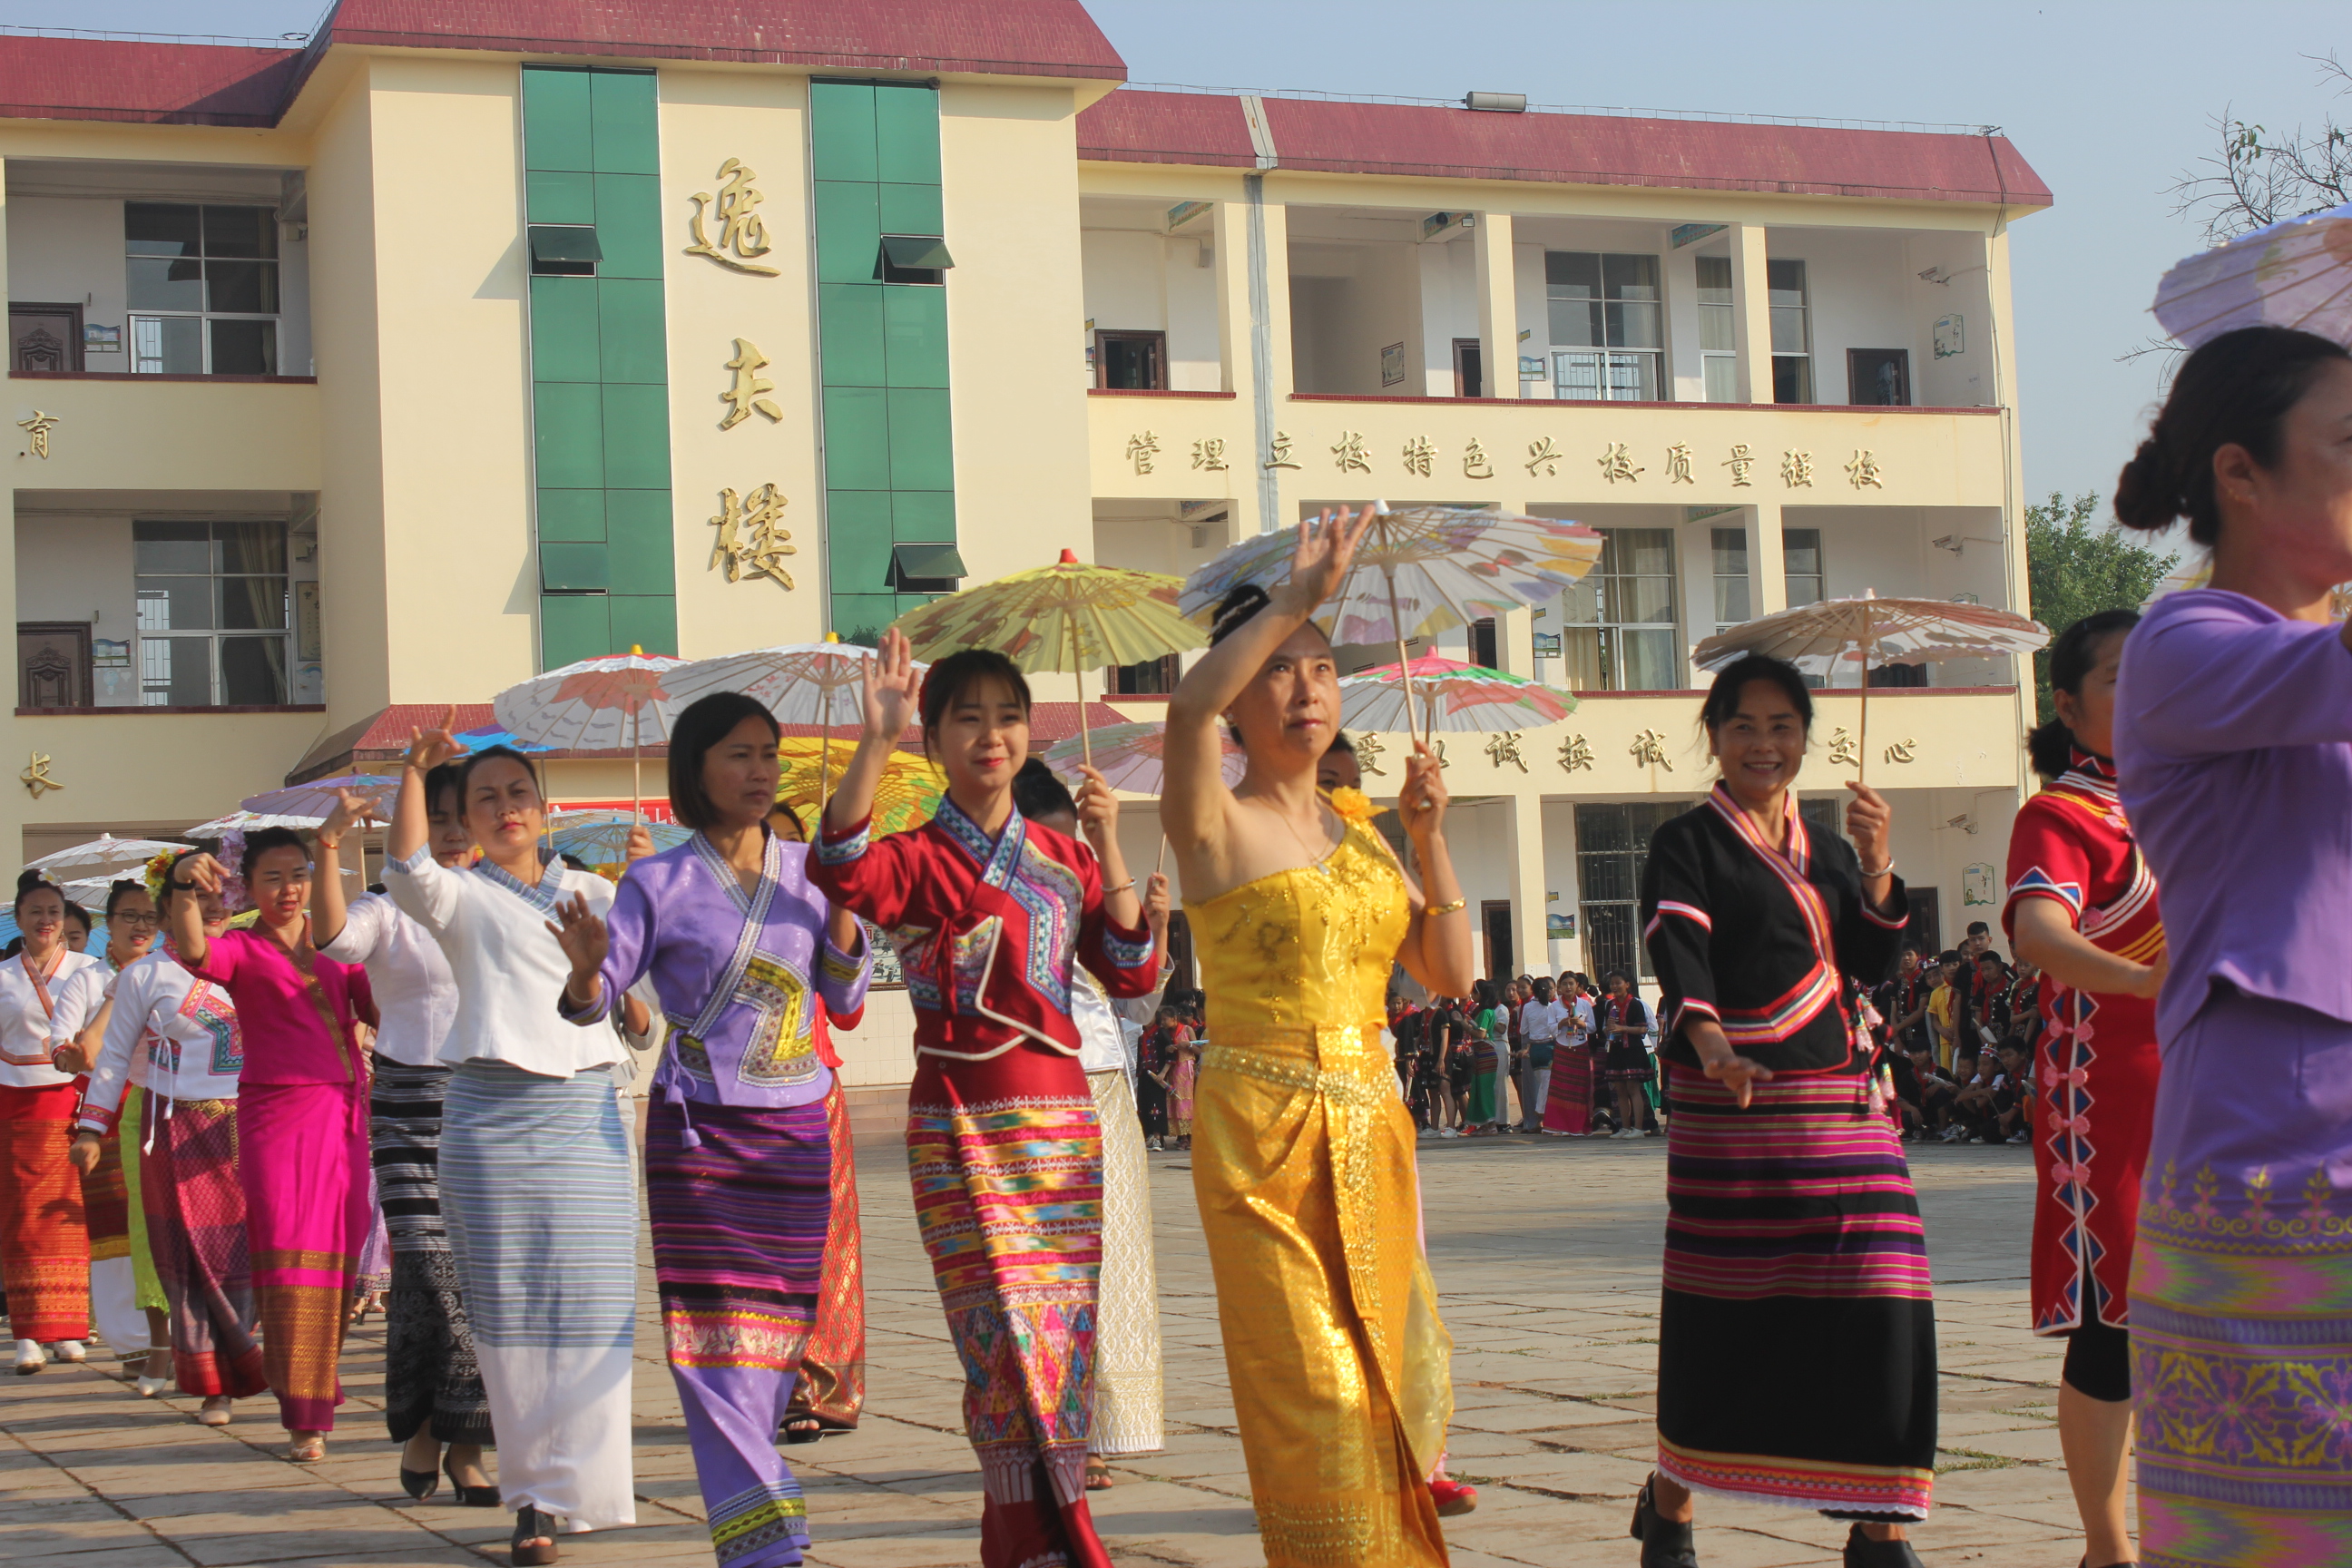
[1845,449,1886,489]
[1781,449,1815,488]
[1126,431,1160,475]
[1827,727,1862,767]
[1597,442,1643,484]
[720,339,783,430]
[1191,437,1228,472]
[709,484,797,589]
[1630,728,1673,769]
[1556,734,1594,773]
[1485,730,1528,772]
[1331,431,1370,474]
[683,159,779,275]
[1401,436,1435,477]
[16,411,58,459]
[1723,443,1756,487]
[1265,431,1300,470]
[1353,732,1387,777]
[1664,443,1695,484]
[20,752,60,799]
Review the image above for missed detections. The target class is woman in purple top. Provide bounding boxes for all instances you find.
[2110,323,2352,1568]
[555,692,871,1568]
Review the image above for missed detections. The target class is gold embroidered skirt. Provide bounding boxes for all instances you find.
[1191,1024,1453,1567]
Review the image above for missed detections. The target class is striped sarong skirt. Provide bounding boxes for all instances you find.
[788,1080,866,1431]
[1085,1068,1162,1457]
[370,1055,492,1446]
[442,1061,635,1533]
[0,1082,89,1343]
[1655,1064,1937,1521]
[141,1094,266,1397]
[647,1096,829,1568]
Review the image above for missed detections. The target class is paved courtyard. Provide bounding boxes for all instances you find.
[0,1131,2105,1568]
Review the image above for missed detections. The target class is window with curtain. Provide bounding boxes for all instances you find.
[1557,527,1681,691]
[1783,527,1826,607]
[1696,255,1738,402]
[1547,251,1663,402]
[126,203,281,376]
[1769,259,1813,404]
[1710,526,1751,632]
[134,520,290,705]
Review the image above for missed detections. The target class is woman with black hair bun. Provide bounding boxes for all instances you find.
[2004,606,2161,1568]
[1632,652,1926,1567]
[170,827,378,1462]
[2105,322,2352,1566]
[0,870,105,1373]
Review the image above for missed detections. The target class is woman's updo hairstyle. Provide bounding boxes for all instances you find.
[457,744,542,809]
[2113,324,2352,544]
[13,869,63,916]
[1697,652,1815,739]
[239,826,309,883]
[2025,608,2140,778]
[103,878,148,919]
[916,649,1032,746]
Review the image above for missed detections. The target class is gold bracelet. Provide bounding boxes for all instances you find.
[1103,879,1135,895]
[1425,897,1467,916]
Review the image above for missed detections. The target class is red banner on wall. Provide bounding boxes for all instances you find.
[551,799,679,823]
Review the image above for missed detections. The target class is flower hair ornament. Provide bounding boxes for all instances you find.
[142,848,181,908]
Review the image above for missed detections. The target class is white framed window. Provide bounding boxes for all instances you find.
[1710,526,1751,632]
[1558,527,1681,691]
[1547,251,1662,402]
[1783,526,1826,607]
[1769,259,1813,404]
[126,202,280,376]
[1696,255,1738,402]
[134,520,291,705]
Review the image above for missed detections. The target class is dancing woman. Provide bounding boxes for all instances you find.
[2001,609,2164,1568]
[1632,654,1922,1568]
[811,637,1159,1568]
[0,873,103,1372]
[553,692,873,1568]
[170,829,377,1460]
[74,854,260,1423]
[312,769,495,1504]
[2106,325,2352,1568]
[383,720,632,1564]
[58,879,167,1386]
[1161,507,1475,1566]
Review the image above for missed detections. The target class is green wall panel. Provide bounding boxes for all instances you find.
[826,493,894,590]
[877,182,945,239]
[886,389,953,490]
[808,83,878,183]
[817,285,886,387]
[874,85,942,184]
[813,183,880,284]
[831,593,897,645]
[820,388,890,491]
[882,287,948,387]
[524,64,673,662]
[891,490,956,542]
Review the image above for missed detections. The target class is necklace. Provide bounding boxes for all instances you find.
[1257,795,1336,868]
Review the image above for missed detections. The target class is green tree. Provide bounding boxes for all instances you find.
[2024,491,2179,721]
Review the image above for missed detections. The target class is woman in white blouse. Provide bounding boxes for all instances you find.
[382,716,629,1567]
[314,767,497,1505]
[0,874,105,1372]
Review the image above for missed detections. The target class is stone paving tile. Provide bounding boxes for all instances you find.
[0,1132,2111,1566]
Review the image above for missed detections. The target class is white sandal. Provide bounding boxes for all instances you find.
[195,1397,233,1426]
[50,1339,86,1364]
[13,1338,44,1376]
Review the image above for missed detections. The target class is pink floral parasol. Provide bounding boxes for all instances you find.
[1336,656,1578,736]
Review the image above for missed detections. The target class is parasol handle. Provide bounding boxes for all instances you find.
[1068,615,1094,771]
[1382,556,1420,750]
[819,730,831,817]
[1857,604,1871,787]
[632,709,643,823]
[1154,837,1168,877]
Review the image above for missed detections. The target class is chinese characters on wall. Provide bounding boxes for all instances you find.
[1114,428,1891,490]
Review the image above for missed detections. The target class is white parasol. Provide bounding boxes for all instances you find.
[491,646,687,817]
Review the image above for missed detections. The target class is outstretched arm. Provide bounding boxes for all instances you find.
[823,630,919,839]
[1163,507,1373,884]
[311,789,375,949]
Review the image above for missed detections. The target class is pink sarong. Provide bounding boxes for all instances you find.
[1543,1045,1598,1135]
[239,1080,369,1430]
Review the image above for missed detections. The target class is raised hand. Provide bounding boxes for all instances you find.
[546,892,609,1004]
[1844,780,1892,871]
[1286,505,1375,612]
[319,789,377,847]
[1142,871,1171,936]
[175,852,231,895]
[861,628,921,742]
[1399,740,1450,840]
[406,704,465,774]
[623,823,657,863]
[1073,764,1120,849]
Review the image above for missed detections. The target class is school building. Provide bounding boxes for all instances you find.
[0,2,2049,1086]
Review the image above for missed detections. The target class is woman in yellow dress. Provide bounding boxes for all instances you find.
[1162,506,1477,1566]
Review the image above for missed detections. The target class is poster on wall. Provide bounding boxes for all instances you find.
[1962,861,1995,906]
[1933,313,1965,359]
[1380,341,1406,386]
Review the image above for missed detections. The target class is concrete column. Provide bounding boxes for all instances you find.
[1505,789,1549,975]
[1473,211,1518,400]
[1236,187,1294,533]
[1729,222,1770,405]
[0,153,24,862]
[1749,500,1788,616]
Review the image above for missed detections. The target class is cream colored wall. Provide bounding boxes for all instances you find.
[939,82,1093,581]
[659,68,826,656]
[360,56,539,704]
[6,195,128,375]
[16,513,135,642]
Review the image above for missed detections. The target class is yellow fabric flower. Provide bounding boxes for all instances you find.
[1328,787,1377,825]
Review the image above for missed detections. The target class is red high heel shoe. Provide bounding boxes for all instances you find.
[1430,1476,1478,1516]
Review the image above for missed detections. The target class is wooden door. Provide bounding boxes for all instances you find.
[1452,337,1483,398]
[9,303,83,373]
[18,622,92,709]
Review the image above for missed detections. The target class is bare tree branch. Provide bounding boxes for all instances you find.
[2170,54,2352,244]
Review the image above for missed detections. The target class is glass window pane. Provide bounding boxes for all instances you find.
[1621,628,1681,691]
[1544,250,1600,294]
[127,257,204,311]
[220,637,289,704]
[1576,801,1631,857]
[201,205,276,259]
[1711,528,1749,574]
[1603,350,1660,401]
[1698,302,1734,352]
[1773,355,1814,405]
[1769,305,1808,355]
[1555,577,1602,626]
[209,318,278,376]
[205,260,279,316]
[1782,529,1823,577]
[1694,255,1732,302]
[134,579,214,630]
[125,202,201,257]
[135,521,212,573]
[1617,529,1676,579]
[1557,626,1602,690]
[1714,575,1751,628]
[216,522,287,575]
[1622,574,1676,623]
[1602,253,1660,299]
[1703,355,1740,403]
[1604,300,1661,350]
[1552,348,1603,398]
[220,578,287,630]
[141,636,211,706]
[1767,259,1808,304]
[1547,298,1602,349]
[131,315,203,375]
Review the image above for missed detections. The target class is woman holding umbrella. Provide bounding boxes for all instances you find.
[1162,506,1475,1563]
[1632,653,1925,1568]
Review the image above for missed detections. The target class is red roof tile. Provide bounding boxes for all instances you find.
[1080,90,2052,208]
[0,35,304,127]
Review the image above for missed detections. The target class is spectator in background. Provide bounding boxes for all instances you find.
[1964,921,1994,961]
[1598,973,1653,1141]
[1878,945,1934,1058]
[1974,951,2014,1043]
[1993,1038,2034,1145]
[1927,951,1967,1071]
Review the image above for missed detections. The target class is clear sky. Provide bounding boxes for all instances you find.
[14,0,2348,514]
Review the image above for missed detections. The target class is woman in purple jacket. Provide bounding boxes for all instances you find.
[555,691,870,1568]
[2110,323,2352,1568]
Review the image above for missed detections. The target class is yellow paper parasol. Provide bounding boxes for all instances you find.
[887,549,1206,767]
[775,738,944,838]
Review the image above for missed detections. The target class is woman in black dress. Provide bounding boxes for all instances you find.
[1628,654,1927,1568]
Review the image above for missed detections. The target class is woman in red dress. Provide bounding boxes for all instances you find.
[2003,609,2165,1568]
